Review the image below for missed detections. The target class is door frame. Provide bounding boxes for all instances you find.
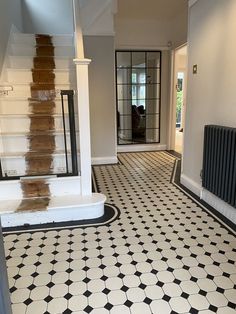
[168,43,187,152]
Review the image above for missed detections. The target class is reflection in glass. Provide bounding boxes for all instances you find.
[146,129,160,142]
[146,114,159,129]
[116,51,161,145]
[117,68,131,85]
[146,68,160,84]
[147,52,161,68]
[117,52,131,68]
[132,52,145,68]
[117,85,131,100]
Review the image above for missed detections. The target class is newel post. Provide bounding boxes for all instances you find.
[74,58,92,196]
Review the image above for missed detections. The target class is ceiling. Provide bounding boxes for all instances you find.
[117,0,188,20]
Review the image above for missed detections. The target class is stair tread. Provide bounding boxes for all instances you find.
[0,130,76,136]
[0,113,66,117]
[0,150,76,157]
[9,55,72,60]
[15,33,73,37]
[7,68,71,72]
[0,193,105,215]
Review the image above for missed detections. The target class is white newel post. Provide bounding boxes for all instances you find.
[74,58,92,196]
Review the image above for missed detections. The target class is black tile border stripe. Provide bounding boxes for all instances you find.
[3,203,121,235]
[169,153,236,235]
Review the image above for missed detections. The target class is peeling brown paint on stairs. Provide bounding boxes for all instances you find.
[18,34,56,212]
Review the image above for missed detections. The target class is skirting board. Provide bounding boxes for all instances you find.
[180,173,236,225]
[92,156,118,165]
[117,144,167,153]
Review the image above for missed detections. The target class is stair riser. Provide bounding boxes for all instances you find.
[1,155,76,177]
[1,203,104,227]
[0,116,70,133]
[0,100,66,115]
[8,56,73,69]
[0,84,71,98]
[6,69,72,85]
[12,34,74,46]
[0,177,81,201]
[0,134,73,153]
[10,44,75,57]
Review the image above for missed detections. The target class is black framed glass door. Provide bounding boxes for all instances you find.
[116,50,161,145]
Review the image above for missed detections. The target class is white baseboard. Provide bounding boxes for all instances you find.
[180,174,202,197]
[92,156,118,165]
[202,190,236,225]
[117,144,167,153]
[180,173,236,225]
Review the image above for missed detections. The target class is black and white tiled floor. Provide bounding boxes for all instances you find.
[4,152,236,314]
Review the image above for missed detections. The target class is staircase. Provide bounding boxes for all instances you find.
[0,31,105,227]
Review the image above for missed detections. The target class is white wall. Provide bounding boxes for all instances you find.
[115,0,188,49]
[114,0,187,150]
[22,0,74,35]
[182,0,236,222]
[0,0,23,78]
[84,36,117,163]
[183,0,236,184]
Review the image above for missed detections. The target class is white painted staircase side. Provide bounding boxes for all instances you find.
[0,32,77,176]
[0,31,105,227]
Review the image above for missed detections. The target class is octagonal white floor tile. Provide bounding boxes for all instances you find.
[110,305,131,314]
[106,277,123,290]
[150,299,171,314]
[88,292,107,308]
[169,296,191,313]
[130,302,151,314]
[47,297,68,313]
[123,275,141,288]
[206,291,228,307]
[68,295,87,312]
[188,294,210,310]
[197,278,217,292]
[163,282,182,297]
[26,300,47,314]
[108,290,127,305]
[30,286,50,300]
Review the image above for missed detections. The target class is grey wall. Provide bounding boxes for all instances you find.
[84,36,116,160]
[22,0,74,34]
[0,0,23,78]
[183,0,236,185]
[0,220,12,314]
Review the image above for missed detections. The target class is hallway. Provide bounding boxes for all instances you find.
[4,152,236,314]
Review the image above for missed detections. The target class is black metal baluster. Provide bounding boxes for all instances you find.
[60,91,69,174]
[67,90,78,176]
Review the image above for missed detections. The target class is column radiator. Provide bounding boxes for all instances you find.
[202,125,236,208]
